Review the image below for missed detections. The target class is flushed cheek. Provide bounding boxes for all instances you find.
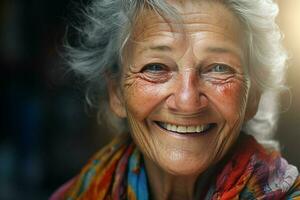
[210,79,249,126]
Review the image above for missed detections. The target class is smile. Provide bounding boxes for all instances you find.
[155,121,214,135]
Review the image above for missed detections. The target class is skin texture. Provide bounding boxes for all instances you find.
[108,1,260,199]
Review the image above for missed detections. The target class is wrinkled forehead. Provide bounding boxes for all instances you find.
[133,1,242,38]
[124,0,246,65]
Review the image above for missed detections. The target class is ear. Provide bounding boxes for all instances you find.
[107,77,127,118]
[244,81,261,121]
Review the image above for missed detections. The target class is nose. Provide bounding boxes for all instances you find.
[166,69,209,114]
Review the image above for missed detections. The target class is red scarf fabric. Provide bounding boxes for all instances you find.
[210,135,300,199]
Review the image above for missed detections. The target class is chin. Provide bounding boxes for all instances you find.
[153,150,213,176]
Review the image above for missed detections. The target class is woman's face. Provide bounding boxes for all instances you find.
[109,1,259,176]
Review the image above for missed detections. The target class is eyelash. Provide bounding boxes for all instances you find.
[206,63,234,74]
[140,63,235,75]
[141,63,168,73]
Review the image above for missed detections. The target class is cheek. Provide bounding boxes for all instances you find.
[219,81,248,105]
[209,80,249,121]
[124,80,169,120]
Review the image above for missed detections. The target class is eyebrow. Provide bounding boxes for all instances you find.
[205,47,232,54]
[138,45,173,54]
[206,46,242,55]
[150,45,172,51]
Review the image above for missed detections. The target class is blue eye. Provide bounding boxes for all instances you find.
[142,63,166,73]
[209,64,232,73]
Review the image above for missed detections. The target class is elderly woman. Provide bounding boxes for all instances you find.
[51,0,300,199]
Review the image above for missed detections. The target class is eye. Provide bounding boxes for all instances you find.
[207,63,234,74]
[141,63,167,73]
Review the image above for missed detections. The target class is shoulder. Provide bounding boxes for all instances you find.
[237,135,300,199]
[48,134,131,199]
[213,134,300,199]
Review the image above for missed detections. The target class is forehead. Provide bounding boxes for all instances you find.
[130,0,244,52]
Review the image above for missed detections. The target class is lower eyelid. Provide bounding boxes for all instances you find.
[201,70,233,76]
[201,73,235,79]
[142,71,172,81]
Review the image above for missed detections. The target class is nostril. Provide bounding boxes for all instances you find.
[175,85,208,112]
[166,92,209,113]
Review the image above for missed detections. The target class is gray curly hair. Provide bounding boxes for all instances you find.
[65,0,287,149]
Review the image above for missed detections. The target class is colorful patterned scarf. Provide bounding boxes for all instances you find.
[62,134,148,200]
[51,133,300,200]
[205,135,300,199]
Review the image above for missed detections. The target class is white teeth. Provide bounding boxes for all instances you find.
[187,126,196,132]
[171,125,177,132]
[159,122,210,134]
[167,124,171,130]
[197,125,203,132]
[177,126,186,132]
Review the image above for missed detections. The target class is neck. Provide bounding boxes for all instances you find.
[144,158,215,200]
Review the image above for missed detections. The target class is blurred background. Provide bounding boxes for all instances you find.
[0,0,299,199]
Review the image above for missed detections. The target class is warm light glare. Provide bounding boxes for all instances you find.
[279,0,300,63]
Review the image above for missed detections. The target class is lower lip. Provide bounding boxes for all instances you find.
[153,121,216,137]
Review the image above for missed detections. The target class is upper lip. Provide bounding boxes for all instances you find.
[164,110,210,118]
